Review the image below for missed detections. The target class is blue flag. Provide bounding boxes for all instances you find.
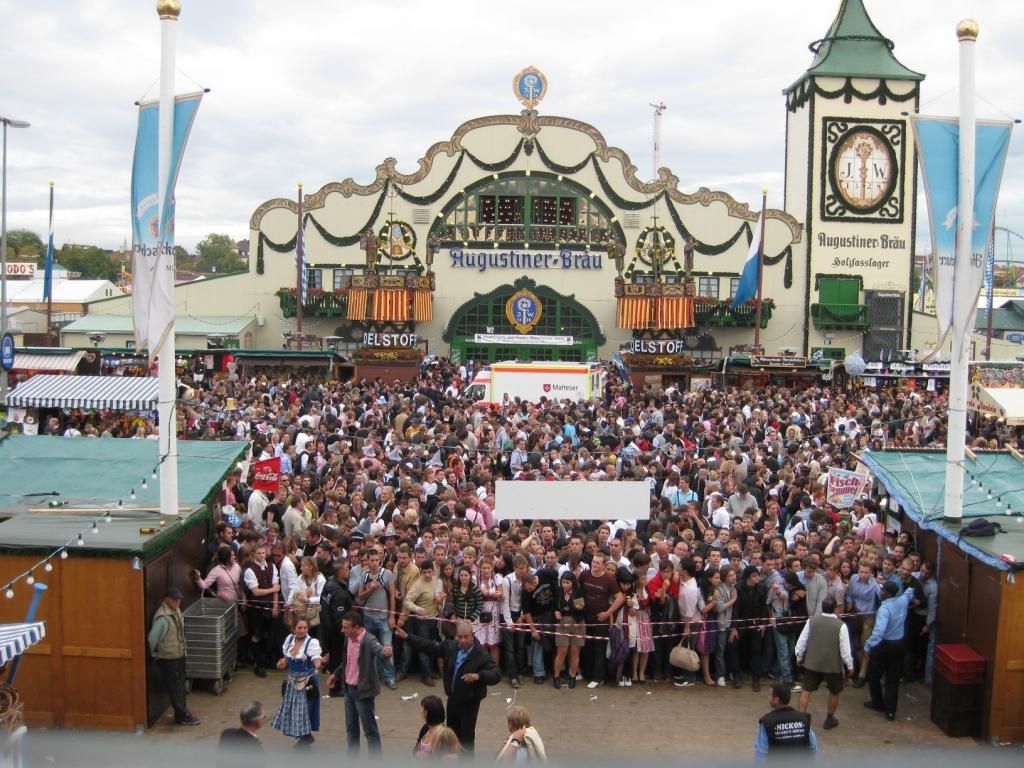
[42,187,54,302]
[298,226,308,304]
[131,91,203,357]
[731,210,764,308]
[910,116,1013,345]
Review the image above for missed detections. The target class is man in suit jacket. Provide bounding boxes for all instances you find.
[218,701,265,768]
[397,620,500,754]
[327,611,393,755]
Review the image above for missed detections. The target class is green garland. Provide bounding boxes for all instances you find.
[394,155,464,205]
[256,231,297,275]
[786,77,918,113]
[534,141,593,175]
[306,182,390,246]
[663,198,793,289]
[464,139,524,172]
[590,156,663,211]
[664,199,749,256]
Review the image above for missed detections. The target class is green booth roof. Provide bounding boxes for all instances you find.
[861,451,1024,571]
[0,436,248,556]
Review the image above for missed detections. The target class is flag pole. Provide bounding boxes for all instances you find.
[157,0,180,522]
[752,190,767,351]
[296,182,304,350]
[45,182,54,345]
[943,18,978,524]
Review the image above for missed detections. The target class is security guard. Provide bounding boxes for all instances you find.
[755,682,817,761]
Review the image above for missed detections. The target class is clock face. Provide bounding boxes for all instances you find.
[834,131,895,210]
[832,129,897,211]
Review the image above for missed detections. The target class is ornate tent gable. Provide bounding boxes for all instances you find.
[250,110,802,245]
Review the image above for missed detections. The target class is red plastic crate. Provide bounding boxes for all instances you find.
[935,644,986,679]
[934,657,985,686]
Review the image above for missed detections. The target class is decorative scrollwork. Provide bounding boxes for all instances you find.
[823,194,847,218]
[826,121,849,144]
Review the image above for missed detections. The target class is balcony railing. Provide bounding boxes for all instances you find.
[811,303,870,331]
[694,298,774,328]
[277,289,348,319]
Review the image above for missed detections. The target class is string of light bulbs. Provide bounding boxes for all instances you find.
[1,459,167,600]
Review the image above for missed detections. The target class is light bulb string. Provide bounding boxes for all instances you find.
[2,460,163,598]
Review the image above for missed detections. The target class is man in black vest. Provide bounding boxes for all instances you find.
[242,544,279,678]
[795,596,854,729]
[755,682,817,761]
[397,620,500,755]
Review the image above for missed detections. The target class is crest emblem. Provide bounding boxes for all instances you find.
[378,220,417,261]
[543,383,552,393]
[513,66,548,109]
[505,287,543,334]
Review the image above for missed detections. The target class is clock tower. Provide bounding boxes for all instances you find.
[784,0,924,360]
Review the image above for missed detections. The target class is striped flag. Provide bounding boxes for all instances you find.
[42,184,55,302]
[298,232,308,305]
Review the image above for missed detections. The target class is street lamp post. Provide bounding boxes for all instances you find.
[1,116,31,402]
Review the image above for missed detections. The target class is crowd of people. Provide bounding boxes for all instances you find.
[143,355,1020,756]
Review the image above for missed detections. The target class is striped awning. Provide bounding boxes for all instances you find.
[0,622,45,665]
[6,374,159,410]
[12,350,84,373]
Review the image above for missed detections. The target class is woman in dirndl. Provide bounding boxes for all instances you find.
[474,558,502,663]
[272,618,323,747]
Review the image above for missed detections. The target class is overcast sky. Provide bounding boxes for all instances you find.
[2,0,1022,258]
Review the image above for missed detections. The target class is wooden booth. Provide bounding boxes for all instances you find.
[0,435,247,731]
[863,450,1024,743]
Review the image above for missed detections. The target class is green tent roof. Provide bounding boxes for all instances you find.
[788,0,924,91]
[975,301,1024,333]
[0,436,248,556]
[62,314,256,336]
[861,451,1024,571]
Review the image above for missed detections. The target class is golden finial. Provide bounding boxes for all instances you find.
[156,0,181,20]
[956,19,979,41]
[297,182,303,190]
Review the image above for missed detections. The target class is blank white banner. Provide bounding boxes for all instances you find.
[494,480,650,520]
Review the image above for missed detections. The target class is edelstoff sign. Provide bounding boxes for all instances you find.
[5,262,37,278]
[629,338,698,355]
[750,355,808,368]
[362,332,420,348]
[449,248,603,274]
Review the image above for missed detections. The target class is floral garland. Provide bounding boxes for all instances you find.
[352,347,423,363]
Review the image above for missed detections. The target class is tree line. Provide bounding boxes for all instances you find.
[3,230,247,280]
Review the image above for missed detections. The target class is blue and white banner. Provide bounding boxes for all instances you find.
[131,91,203,357]
[910,116,1013,346]
[731,209,763,308]
[42,186,54,303]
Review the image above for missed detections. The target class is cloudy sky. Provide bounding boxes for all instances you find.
[2,0,1022,257]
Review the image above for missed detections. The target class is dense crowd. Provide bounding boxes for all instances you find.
[140,356,1020,755]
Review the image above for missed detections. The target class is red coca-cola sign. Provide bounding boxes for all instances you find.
[251,457,281,493]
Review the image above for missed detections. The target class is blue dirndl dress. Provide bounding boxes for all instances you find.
[271,635,321,738]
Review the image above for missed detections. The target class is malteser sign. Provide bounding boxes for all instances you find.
[362,332,420,348]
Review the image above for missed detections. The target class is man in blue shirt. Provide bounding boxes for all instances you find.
[863,582,915,721]
[847,562,880,688]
